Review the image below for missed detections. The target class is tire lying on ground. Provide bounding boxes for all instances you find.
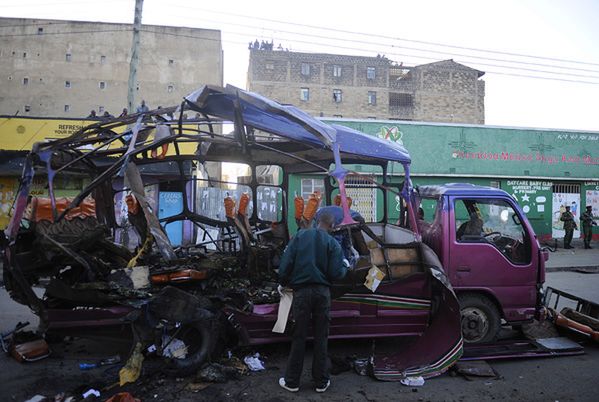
[162,319,215,376]
[458,293,501,344]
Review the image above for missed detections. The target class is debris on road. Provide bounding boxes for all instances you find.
[243,353,265,371]
[400,376,425,387]
[453,361,497,380]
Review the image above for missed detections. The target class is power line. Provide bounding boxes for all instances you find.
[159,3,599,68]
[156,12,599,78]
[140,28,599,85]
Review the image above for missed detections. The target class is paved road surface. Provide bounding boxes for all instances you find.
[2,270,599,401]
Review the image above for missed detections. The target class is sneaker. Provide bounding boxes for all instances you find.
[279,377,299,393]
[315,380,330,393]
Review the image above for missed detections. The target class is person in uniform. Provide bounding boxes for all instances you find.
[581,205,597,249]
[560,205,577,249]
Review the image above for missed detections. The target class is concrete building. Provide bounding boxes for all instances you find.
[0,17,223,117]
[248,49,485,124]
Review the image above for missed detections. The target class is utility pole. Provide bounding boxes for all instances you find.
[127,0,144,113]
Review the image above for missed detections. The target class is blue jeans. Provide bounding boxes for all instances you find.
[284,284,331,388]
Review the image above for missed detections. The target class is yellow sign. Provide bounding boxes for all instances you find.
[0,117,198,155]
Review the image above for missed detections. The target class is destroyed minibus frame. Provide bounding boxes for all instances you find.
[2,85,463,380]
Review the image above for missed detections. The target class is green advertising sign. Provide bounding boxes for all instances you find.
[325,120,599,179]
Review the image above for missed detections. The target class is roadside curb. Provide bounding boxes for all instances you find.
[546,266,599,273]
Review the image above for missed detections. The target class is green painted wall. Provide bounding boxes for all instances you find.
[325,120,599,179]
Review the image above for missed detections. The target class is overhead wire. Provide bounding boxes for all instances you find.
[157,3,599,67]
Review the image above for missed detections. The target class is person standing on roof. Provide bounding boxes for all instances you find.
[581,205,597,249]
[278,212,347,394]
[560,205,577,249]
[136,100,149,113]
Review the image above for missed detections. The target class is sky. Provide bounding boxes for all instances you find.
[2,0,599,131]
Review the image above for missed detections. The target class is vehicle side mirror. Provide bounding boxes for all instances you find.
[512,213,522,226]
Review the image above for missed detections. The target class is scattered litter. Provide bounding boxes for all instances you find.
[454,361,497,380]
[196,363,241,383]
[82,388,100,399]
[243,353,265,371]
[24,395,47,402]
[186,382,211,392]
[400,376,425,387]
[10,335,51,363]
[353,358,371,376]
[364,265,385,292]
[104,392,141,402]
[162,337,188,359]
[119,343,144,386]
[79,355,121,370]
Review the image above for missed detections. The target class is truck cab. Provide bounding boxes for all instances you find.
[417,183,548,343]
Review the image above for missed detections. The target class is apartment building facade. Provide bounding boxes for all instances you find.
[0,17,223,117]
[248,49,485,124]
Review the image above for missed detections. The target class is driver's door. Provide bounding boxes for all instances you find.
[449,197,538,322]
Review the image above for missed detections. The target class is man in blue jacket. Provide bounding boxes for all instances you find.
[278,212,347,393]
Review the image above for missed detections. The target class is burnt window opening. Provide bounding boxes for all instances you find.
[37,27,43,34]
[23,52,27,58]
[99,81,106,90]
[167,85,174,93]
[23,77,29,85]
[100,55,106,64]
[333,89,342,103]
[64,104,70,112]
[333,114,343,118]
[65,80,71,88]
[65,53,72,62]
[24,105,31,112]
[168,59,174,65]
[389,93,413,107]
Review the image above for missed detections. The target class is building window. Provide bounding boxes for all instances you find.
[368,91,377,105]
[333,89,342,103]
[367,67,376,80]
[168,59,174,65]
[23,52,27,58]
[333,114,343,118]
[389,92,414,107]
[301,63,310,76]
[98,106,105,114]
[367,116,377,119]
[37,27,43,34]
[265,62,274,70]
[23,77,29,85]
[300,87,310,101]
[333,65,342,77]
[65,80,71,88]
[301,178,324,201]
[24,105,31,112]
[99,81,106,90]
[64,105,70,112]
[100,55,106,64]
[65,53,72,62]
[167,85,174,93]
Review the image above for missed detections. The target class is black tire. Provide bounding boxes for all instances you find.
[163,320,214,376]
[458,293,501,344]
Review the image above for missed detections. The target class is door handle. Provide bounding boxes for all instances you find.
[457,266,471,272]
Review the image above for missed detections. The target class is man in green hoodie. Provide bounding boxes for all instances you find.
[278,212,347,394]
